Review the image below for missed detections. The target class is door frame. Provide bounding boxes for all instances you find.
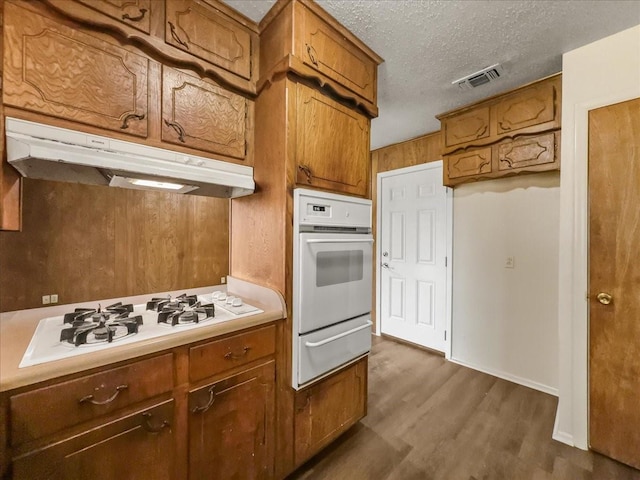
[375,161,453,358]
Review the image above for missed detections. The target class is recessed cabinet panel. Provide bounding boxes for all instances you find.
[295,84,369,196]
[3,2,148,137]
[496,81,557,135]
[443,107,491,149]
[162,66,248,159]
[12,400,174,480]
[296,3,376,103]
[497,132,557,171]
[165,0,252,80]
[74,0,152,33]
[447,147,492,179]
[189,362,275,480]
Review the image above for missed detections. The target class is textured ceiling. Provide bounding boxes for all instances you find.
[224,0,640,149]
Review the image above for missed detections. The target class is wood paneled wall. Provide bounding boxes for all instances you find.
[370,131,442,332]
[0,179,229,312]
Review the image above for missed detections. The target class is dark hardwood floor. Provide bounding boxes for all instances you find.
[290,336,640,480]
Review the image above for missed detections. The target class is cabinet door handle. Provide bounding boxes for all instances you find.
[164,119,186,143]
[78,384,128,405]
[298,165,313,183]
[224,346,251,360]
[121,113,145,130]
[168,21,189,49]
[191,386,216,414]
[306,44,319,66]
[141,411,170,434]
[498,121,511,131]
[122,8,147,22]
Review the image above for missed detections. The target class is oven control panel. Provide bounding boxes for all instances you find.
[295,188,371,228]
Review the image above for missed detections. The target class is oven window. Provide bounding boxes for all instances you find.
[316,250,363,287]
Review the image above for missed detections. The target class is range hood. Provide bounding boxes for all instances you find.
[5,117,255,198]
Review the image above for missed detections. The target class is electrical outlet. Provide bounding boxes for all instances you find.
[505,256,515,269]
[50,294,59,303]
[42,295,51,305]
[221,276,226,284]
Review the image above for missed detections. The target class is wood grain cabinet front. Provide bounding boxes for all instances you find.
[294,357,367,467]
[495,79,558,135]
[12,400,174,480]
[442,106,491,150]
[294,82,370,197]
[3,2,149,137]
[165,0,254,80]
[161,66,251,160]
[73,0,152,33]
[188,361,275,480]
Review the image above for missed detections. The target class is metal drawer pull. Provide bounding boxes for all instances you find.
[141,412,170,433]
[164,119,186,143]
[306,238,374,244]
[305,321,372,348]
[224,346,251,360]
[78,384,128,405]
[120,113,145,130]
[122,8,147,22]
[191,386,216,414]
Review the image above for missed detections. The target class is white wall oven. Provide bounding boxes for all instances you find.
[293,188,373,389]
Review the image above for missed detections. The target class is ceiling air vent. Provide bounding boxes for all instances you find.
[452,64,505,90]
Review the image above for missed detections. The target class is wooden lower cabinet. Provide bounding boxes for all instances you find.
[294,358,367,467]
[188,361,275,479]
[12,400,174,480]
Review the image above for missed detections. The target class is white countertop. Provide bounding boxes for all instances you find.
[0,277,286,392]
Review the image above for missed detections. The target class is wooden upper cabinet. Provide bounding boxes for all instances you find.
[3,2,149,137]
[74,0,152,33]
[161,66,250,160]
[294,2,376,104]
[442,106,490,149]
[294,83,370,197]
[438,74,561,186]
[188,361,275,480]
[165,0,253,80]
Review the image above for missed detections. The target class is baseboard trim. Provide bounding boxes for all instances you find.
[449,356,559,397]
[552,411,575,446]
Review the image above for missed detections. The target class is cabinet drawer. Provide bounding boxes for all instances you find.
[294,2,377,103]
[189,325,276,382]
[497,132,558,171]
[74,0,152,33]
[10,353,173,445]
[165,0,253,80]
[442,106,491,149]
[446,147,492,180]
[161,66,249,160]
[3,2,149,137]
[12,400,174,480]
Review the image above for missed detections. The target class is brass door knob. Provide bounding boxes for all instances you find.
[597,292,613,305]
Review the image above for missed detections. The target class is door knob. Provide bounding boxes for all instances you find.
[597,292,613,305]
[382,251,389,257]
[381,262,389,269]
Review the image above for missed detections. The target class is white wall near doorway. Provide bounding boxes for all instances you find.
[451,172,561,395]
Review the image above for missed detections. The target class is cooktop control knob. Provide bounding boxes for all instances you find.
[232,298,243,307]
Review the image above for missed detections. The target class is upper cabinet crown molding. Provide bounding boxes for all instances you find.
[437,73,562,187]
[258,0,383,118]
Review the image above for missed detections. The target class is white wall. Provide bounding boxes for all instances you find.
[555,24,640,449]
[451,172,560,394]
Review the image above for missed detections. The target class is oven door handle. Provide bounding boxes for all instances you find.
[305,238,374,244]
[304,320,372,348]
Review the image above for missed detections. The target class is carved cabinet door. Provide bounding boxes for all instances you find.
[495,80,559,135]
[161,66,248,160]
[165,0,253,80]
[74,0,152,33]
[188,362,275,480]
[12,401,174,480]
[295,3,376,103]
[3,2,149,137]
[295,83,370,197]
[442,106,491,150]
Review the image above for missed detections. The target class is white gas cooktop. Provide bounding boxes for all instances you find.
[20,291,262,368]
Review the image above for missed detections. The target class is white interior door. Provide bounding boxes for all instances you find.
[378,162,451,353]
